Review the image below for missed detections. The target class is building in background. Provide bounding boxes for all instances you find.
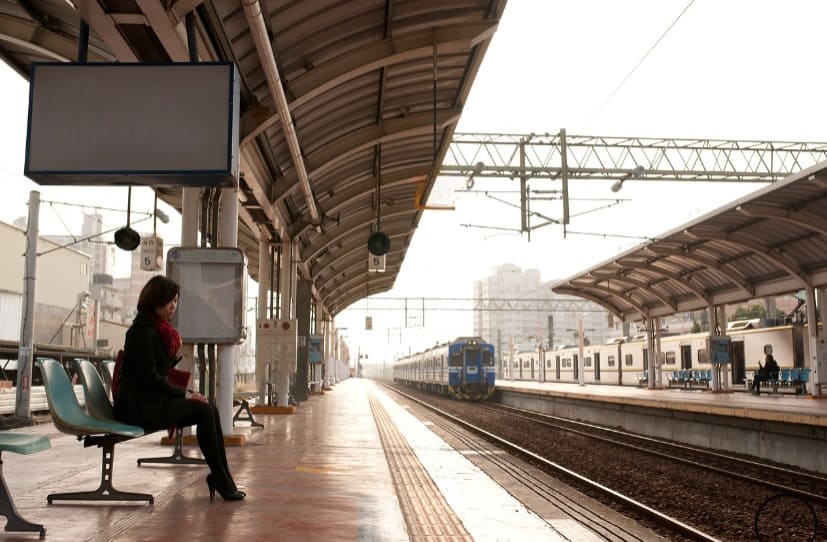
[0,220,92,347]
[114,236,162,323]
[472,264,613,355]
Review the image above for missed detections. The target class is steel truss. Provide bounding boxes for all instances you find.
[358,297,602,312]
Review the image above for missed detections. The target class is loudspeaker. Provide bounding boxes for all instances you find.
[367,231,390,256]
[114,227,141,251]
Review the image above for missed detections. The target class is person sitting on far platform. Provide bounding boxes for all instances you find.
[752,353,780,395]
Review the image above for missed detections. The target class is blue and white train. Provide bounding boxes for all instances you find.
[393,337,496,400]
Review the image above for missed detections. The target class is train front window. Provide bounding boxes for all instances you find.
[449,351,462,367]
[482,350,494,366]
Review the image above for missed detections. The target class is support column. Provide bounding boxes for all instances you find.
[216,187,238,433]
[15,191,39,419]
[256,231,269,401]
[577,318,585,386]
[805,286,824,397]
[709,304,719,392]
[718,305,729,390]
[646,316,655,389]
[813,287,827,396]
[276,240,294,406]
[314,310,324,387]
[655,317,663,388]
[178,188,200,386]
[295,280,311,401]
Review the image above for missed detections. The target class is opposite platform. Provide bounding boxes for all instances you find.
[497,379,827,473]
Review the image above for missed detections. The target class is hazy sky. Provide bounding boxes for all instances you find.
[2,1,827,360]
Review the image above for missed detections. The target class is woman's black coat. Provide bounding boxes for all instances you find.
[113,312,194,431]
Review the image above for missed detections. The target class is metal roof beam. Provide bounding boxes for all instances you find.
[293,166,428,238]
[735,202,827,235]
[239,21,498,143]
[687,231,807,287]
[585,273,677,312]
[243,0,320,227]
[274,109,461,202]
[643,246,755,298]
[301,201,415,261]
[553,287,628,322]
[78,0,139,62]
[614,262,710,304]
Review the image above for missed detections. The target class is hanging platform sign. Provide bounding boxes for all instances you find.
[308,335,323,364]
[25,62,240,187]
[709,335,731,364]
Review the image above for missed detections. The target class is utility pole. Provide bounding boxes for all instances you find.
[16,191,40,419]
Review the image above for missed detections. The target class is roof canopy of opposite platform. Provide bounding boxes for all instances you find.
[0,0,506,317]
[552,161,827,322]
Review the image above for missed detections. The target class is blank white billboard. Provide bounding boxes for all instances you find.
[25,62,239,187]
[167,247,246,343]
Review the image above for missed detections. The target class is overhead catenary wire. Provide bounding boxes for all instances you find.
[582,0,696,130]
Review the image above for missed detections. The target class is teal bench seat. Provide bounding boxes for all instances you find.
[0,432,50,538]
[36,358,152,505]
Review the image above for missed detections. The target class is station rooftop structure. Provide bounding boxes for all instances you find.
[552,161,827,322]
[0,0,506,317]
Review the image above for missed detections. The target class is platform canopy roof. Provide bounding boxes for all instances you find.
[0,0,506,317]
[552,161,827,322]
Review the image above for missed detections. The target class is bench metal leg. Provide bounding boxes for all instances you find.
[233,399,264,428]
[48,441,153,504]
[137,427,206,466]
[0,454,45,538]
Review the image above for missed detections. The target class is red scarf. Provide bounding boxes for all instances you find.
[149,314,181,359]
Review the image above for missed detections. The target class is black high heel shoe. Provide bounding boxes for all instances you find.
[206,474,245,501]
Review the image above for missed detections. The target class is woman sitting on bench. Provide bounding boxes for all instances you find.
[752,353,779,395]
[113,275,245,501]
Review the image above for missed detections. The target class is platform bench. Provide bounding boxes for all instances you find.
[37,358,152,505]
[0,432,51,538]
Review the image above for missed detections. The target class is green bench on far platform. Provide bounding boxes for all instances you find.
[0,432,51,538]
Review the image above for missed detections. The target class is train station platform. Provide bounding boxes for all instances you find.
[0,378,662,541]
[497,380,827,473]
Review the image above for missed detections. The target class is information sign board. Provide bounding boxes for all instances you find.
[167,248,245,343]
[257,319,297,372]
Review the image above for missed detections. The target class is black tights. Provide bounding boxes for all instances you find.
[179,403,236,490]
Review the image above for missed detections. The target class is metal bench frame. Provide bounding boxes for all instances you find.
[0,433,50,538]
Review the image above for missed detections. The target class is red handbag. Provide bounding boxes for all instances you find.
[112,350,124,398]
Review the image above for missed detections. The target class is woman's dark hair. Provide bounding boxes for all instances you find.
[137,275,180,314]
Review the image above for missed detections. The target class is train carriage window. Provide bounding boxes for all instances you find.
[585,356,592,367]
[608,355,615,367]
[665,351,676,365]
[546,358,552,368]
[624,354,633,367]
[698,348,708,364]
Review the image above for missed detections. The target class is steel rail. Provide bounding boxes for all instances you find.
[385,384,720,542]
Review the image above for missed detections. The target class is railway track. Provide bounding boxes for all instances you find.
[385,384,719,542]
[387,383,826,541]
[483,402,827,506]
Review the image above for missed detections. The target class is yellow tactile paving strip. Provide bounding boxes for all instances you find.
[369,393,474,541]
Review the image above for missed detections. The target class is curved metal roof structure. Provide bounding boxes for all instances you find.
[0,0,506,317]
[552,161,827,322]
